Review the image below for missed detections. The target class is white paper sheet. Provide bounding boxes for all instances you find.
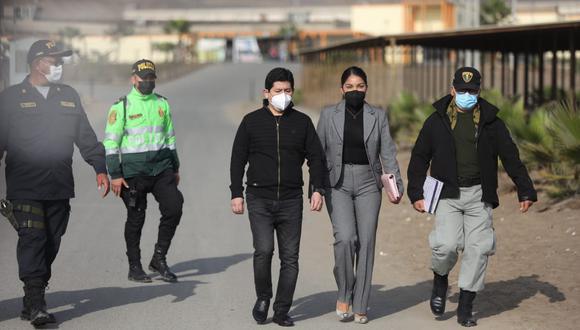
[423,176,444,214]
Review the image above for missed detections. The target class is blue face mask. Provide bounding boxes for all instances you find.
[455,92,478,110]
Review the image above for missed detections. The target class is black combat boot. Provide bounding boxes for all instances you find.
[457,289,477,327]
[21,283,56,324]
[23,279,52,326]
[430,272,448,316]
[128,262,153,283]
[20,284,33,321]
[149,244,177,282]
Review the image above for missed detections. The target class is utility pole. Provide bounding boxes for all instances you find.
[0,3,7,91]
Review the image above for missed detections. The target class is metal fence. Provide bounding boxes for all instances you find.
[300,21,579,111]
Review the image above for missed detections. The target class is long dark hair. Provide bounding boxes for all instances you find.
[340,66,368,86]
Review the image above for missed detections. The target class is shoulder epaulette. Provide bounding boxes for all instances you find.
[113,96,127,105]
[154,93,168,100]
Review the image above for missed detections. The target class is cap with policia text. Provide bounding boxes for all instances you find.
[132,59,157,79]
[27,40,73,64]
[452,67,481,90]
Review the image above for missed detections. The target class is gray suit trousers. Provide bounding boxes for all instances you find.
[430,185,496,292]
[325,164,382,314]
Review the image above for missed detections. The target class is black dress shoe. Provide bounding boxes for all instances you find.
[458,317,477,327]
[252,299,270,324]
[430,272,448,316]
[273,314,294,327]
[457,289,477,327]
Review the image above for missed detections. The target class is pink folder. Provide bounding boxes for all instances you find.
[381,173,400,203]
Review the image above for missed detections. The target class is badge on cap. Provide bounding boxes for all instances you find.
[46,41,56,49]
[462,72,474,83]
[137,61,155,72]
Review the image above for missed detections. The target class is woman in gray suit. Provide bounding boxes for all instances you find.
[316,66,403,324]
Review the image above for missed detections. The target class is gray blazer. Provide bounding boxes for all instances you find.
[316,100,404,194]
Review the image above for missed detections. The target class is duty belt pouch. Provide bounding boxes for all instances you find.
[128,186,138,208]
[0,199,20,231]
[127,179,144,209]
[1,200,46,231]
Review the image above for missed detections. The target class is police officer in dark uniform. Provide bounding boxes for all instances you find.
[0,40,110,327]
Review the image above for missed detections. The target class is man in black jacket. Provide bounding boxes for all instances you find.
[0,40,109,326]
[230,67,325,327]
[407,67,536,327]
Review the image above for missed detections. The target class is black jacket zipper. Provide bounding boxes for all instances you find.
[275,116,281,200]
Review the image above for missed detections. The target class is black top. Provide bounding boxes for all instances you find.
[453,110,480,179]
[342,107,368,165]
[230,106,325,200]
[407,94,537,209]
[0,77,107,200]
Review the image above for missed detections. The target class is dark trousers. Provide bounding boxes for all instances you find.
[14,199,71,282]
[246,193,303,315]
[120,169,183,263]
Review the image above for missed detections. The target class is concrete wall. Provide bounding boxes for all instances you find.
[123,6,351,25]
[413,5,446,32]
[351,4,405,36]
[70,34,184,64]
[516,10,572,24]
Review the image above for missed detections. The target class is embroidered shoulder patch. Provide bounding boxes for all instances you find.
[108,110,117,124]
[158,107,164,118]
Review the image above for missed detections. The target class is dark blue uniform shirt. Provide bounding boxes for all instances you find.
[0,77,106,200]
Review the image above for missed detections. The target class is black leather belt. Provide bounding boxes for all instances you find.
[458,177,481,187]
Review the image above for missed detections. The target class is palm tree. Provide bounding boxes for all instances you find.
[58,26,81,49]
[105,21,134,62]
[388,92,433,144]
[548,99,580,170]
[480,0,511,25]
[152,42,177,63]
[163,20,191,62]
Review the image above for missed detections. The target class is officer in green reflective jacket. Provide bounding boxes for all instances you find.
[104,59,183,283]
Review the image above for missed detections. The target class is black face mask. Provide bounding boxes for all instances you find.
[344,90,366,110]
[136,80,155,95]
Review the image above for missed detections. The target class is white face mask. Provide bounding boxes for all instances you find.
[43,65,63,83]
[270,93,292,112]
